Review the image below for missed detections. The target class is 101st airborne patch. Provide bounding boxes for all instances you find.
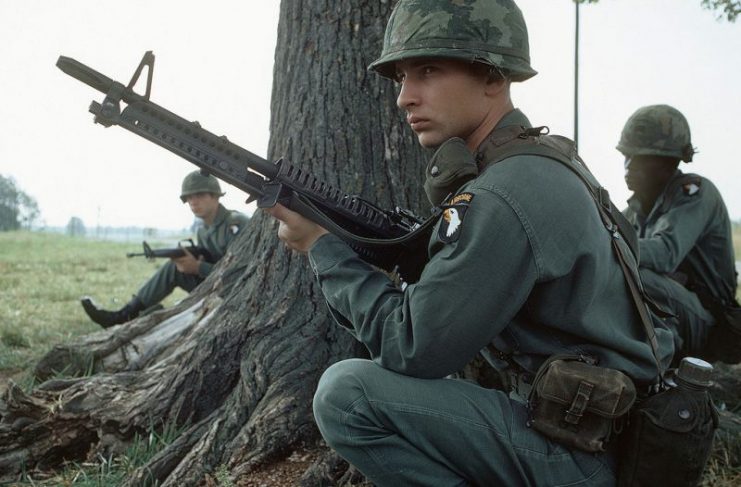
[682,181,700,196]
[438,192,474,243]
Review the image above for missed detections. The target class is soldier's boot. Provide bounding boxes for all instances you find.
[80,296,146,329]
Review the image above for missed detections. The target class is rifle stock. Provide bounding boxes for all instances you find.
[57,52,437,282]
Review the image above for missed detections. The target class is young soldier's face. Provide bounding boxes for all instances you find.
[394,58,494,149]
[185,192,220,220]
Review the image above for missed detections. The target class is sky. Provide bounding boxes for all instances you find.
[1,0,739,231]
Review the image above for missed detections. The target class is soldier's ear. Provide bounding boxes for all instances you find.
[484,76,509,98]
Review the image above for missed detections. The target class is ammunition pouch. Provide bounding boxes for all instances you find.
[618,385,718,486]
[528,356,636,453]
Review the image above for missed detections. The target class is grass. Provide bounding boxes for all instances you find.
[0,231,191,486]
[14,419,184,486]
[0,231,187,381]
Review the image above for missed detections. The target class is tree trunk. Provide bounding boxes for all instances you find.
[0,0,428,484]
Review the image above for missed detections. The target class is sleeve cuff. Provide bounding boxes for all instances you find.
[308,233,356,275]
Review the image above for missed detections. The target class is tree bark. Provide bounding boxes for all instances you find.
[0,0,428,484]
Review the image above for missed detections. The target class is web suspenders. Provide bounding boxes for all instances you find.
[481,127,665,378]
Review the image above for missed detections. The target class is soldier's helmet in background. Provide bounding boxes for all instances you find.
[617,105,695,162]
[180,170,225,202]
[369,0,537,82]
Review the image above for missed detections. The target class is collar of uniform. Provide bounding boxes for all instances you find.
[204,204,228,229]
[473,108,532,165]
[494,108,532,130]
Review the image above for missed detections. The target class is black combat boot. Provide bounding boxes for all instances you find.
[80,296,145,329]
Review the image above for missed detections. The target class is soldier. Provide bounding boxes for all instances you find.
[81,170,249,328]
[267,0,675,485]
[619,104,740,363]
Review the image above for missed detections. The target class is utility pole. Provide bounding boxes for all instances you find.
[574,0,580,148]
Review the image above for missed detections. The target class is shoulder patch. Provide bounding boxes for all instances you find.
[682,182,700,196]
[438,193,474,243]
[227,210,249,227]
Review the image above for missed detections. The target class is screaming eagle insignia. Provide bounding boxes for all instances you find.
[682,182,700,196]
[438,192,474,243]
[229,224,241,235]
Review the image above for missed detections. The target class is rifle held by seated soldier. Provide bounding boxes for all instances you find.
[57,51,438,283]
[127,239,216,263]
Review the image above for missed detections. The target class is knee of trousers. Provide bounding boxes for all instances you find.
[313,358,378,446]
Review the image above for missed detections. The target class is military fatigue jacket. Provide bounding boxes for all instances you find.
[196,204,249,278]
[624,171,737,305]
[308,110,673,384]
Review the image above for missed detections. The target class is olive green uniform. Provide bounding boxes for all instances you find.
[623,171,737,356]
[311,111,674,486]
[136,204,248,307]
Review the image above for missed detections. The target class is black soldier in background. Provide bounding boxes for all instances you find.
[81,170,249,328]
[619,104,740,364]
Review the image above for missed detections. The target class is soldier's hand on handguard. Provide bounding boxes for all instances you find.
[173,248,202,274]
[264,203,329,254]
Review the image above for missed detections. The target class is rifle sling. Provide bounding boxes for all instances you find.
[291,192,441,249]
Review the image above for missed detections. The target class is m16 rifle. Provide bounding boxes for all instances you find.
[127,239,216,263]
[57,51,437,283]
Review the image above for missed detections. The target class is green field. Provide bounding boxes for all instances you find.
[0,232,192,486]
[0,231,187,384]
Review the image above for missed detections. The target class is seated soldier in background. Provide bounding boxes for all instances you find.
[619,104,740,363]
[81,170,249,328]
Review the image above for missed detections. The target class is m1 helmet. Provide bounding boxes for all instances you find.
[369,0,537,82]
[180,170,225,202]
[616,105,695,162]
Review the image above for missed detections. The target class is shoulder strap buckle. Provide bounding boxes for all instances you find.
[518,126,550,139]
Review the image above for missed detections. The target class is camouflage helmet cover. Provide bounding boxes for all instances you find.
[180,170,224,202]
[617,105,695,162]
[369,0,537,82]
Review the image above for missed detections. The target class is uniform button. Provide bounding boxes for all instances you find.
[430,166,440,176]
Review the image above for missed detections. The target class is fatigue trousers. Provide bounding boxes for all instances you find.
[313,359,616,487]
[639,268,714,358]
[135,261,202,308]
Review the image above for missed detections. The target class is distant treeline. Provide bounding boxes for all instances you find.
[37,225,193,243]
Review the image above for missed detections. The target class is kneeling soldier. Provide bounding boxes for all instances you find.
[267,1,676,485]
